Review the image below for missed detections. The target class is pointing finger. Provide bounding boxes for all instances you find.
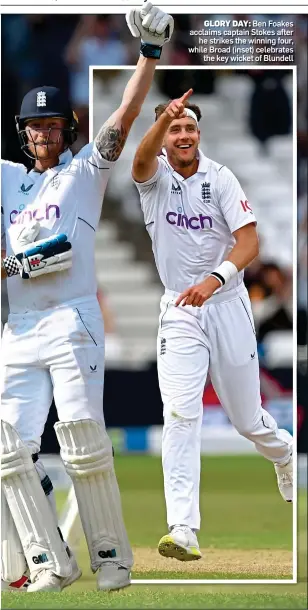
[179,88,193,103]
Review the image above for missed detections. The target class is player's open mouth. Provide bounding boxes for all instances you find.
[177,145,191,149]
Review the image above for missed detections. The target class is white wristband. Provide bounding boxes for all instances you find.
[210,261,238,287]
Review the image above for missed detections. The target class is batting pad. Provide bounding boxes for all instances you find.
[55,419,133,572]
[1,492,27,582]
[1,421,72,580]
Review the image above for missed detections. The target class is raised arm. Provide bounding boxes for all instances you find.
[95,2,174,162]
[95,56,157,162]
[132,89,193,182]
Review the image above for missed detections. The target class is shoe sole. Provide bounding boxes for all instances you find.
[27,581,62,592]
[158,535,202,562]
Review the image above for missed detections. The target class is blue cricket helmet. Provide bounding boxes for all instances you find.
[15,86,78,158]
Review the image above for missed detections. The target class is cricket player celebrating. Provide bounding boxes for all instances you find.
[132,89,293,562]
[1,2,174,592]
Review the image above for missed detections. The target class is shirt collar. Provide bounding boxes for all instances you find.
[161,147,209,177]
[28,148,73,178]
[196,148,210,174]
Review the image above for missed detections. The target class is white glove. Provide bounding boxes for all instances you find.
[10,220,41,253]
[126,1,174,47]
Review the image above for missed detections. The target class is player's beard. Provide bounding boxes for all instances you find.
[33,143,60,159]
[26,130,65,160]
[175,157,195,168]
[171,150,197,169]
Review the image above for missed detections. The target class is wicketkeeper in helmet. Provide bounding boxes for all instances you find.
[1,2,174,592]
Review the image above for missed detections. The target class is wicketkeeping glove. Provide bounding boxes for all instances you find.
[126,1,174,59]
[2,234,72,279]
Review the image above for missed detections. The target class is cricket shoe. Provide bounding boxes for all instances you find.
[274,454,293,502]
[158,525,202,561]
[27,550,82,592]
[97,561,131,591]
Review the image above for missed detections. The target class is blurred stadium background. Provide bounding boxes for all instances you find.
[1,14,306,488]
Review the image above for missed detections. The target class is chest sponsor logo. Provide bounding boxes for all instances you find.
[10,203,60,224]
[19,183,34,195]
[166,211,213,230]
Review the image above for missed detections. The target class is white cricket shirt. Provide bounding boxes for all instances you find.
[1,143,114,313]
[134,149,257,294]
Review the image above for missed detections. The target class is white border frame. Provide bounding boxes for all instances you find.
[90,64,297,585]
[1,6,307,13]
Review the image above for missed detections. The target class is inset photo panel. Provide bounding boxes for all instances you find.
[91,66,295,583]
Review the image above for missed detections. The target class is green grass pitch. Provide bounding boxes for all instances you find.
[2,454,307,609]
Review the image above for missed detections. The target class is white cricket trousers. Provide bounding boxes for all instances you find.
[1,296,105,454]
[157,285,293,531]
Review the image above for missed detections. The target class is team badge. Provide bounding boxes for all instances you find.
[201,181,211,203]
[37,91,47,107]
[160,337,166,355]
[51,175,60,190]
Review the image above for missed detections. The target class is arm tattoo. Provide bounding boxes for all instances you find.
[95,122,128,162]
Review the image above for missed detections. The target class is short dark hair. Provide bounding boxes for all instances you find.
[154,101,202,122]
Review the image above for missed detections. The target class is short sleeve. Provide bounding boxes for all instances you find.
[68,141,117,228]
[72,141,115,188]
[75,141,115,170]
[133,156,170,226]
[218,166,257,233]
